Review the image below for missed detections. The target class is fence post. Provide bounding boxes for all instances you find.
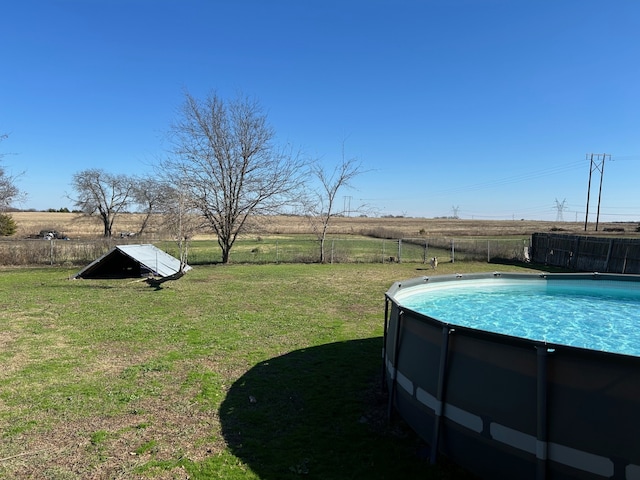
[604,238,614,272]
[398,239,402,263]
[331,239,335,264]
[424,240,428,264]
[275,240,279,264]
[50,239,55,266]
[487,240,490,263]
[451,239,455,263]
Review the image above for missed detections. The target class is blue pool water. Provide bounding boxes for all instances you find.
[399,279,640,357]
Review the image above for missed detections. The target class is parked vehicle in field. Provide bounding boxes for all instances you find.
[38,229,69,240]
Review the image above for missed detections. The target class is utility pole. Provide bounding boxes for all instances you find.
[584,153,610,231]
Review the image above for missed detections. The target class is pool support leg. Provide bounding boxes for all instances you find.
[387,310,403,420]
[430,325,452,465]
[536,345,549,480]
[382,298,390,391]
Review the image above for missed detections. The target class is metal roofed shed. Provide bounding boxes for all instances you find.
[75,244,191,279]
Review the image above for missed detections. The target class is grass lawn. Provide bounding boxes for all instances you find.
[156,236,456,265]
[0,261,542,479]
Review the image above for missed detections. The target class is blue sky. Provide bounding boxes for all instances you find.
[2,0,639,221]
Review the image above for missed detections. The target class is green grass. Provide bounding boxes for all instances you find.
[157,235,456,265]
[0,261,542,478]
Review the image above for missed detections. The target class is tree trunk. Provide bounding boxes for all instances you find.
[102,216,111,237]
[319,236,326,263]
[221,245,231,264]
[138,212,151,235]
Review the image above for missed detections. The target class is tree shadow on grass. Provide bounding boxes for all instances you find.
[219,338,473,480]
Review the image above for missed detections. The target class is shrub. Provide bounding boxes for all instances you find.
[0,213,17,236]
[359,226,403,239]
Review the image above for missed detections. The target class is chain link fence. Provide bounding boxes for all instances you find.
[0,238,137,266]
[0,237,531,266]
[0,236,532,267]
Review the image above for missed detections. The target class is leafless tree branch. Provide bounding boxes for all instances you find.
[303,142,368,262]
[162,91,307,263]
[70,169,135,237]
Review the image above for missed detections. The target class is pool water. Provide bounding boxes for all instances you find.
[400,279,640,357]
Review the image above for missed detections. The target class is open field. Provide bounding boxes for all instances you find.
[0,261,546,479]
[10,211,640,240]
[3,211,638,268]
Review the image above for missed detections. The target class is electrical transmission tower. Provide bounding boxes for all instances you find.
[451,205,460,219]
[554,198,567,222]
[343,195,352,217]
[584,153,611,231]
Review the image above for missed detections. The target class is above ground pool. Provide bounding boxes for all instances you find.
[384,272,640,480]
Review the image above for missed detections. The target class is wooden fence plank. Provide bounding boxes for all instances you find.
[531,233,640,274]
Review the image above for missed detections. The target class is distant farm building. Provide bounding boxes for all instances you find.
[75,244,191,279]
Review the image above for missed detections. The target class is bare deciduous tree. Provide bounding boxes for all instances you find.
[158,182,202,271]
[0,164,20,211]
[0,134,24,211]
[163,91,307,263]
[132,176,167,235]
[304,147,366,263]
[71,168,135,237]
[144,183,199,287]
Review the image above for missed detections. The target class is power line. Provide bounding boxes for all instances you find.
[608,155,640,161]
[429,160,586,197]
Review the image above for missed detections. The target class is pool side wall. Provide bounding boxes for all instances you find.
[384,272,640,480]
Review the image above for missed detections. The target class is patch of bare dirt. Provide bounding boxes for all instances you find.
[1,364,226,479]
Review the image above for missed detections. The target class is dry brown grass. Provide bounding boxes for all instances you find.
[11,212,155,239]
[10,211,639,240]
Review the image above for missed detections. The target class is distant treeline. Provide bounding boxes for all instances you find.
[7,207,82,213]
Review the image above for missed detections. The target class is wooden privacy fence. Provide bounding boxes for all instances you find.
[531,233,640,274]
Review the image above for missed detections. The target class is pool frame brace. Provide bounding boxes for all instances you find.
[383,271,640,480]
